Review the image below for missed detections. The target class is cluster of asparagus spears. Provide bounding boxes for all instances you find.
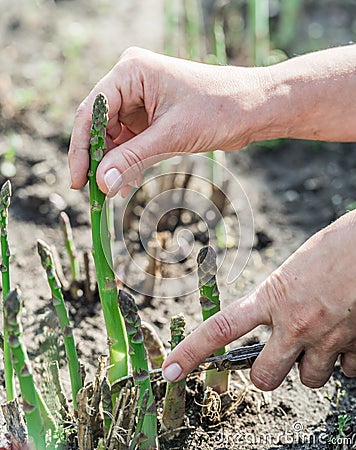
[0,93,230,450]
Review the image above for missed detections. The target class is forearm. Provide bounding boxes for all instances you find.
[248,45,356,143]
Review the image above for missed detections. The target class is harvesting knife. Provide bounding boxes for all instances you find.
[112,342,268,392]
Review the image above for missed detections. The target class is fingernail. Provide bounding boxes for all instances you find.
[104,168,122,197]
[162,363,183,382]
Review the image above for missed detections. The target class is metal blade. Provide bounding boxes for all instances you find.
[111,342,265,394]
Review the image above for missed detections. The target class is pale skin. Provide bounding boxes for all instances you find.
[69,45,356,390]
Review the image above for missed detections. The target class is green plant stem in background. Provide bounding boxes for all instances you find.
[163,0,175,56]
[37,239,82,411]
[247,0,270,66]
[4,288,46,449]
[118,290,158,449]
[59,211,80,281]
[89,93,128,383]
[183,0,203,60]
[0,180,15,401]
[197,246,230,393]
[213,13,227,65]
[162,314,187,429]
[276,0,301,51]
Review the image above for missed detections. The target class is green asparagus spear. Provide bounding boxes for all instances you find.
[89,93,128,383]
[0,180,15,401]
[59,211,80,281]
[37,239,82,411]
[141,321,166,369]
[118,290,158,449]
[197,246,230,393]
[162,314,186,429]
[4,288,46,448]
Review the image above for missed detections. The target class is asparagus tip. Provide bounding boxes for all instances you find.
[0,180,12,209]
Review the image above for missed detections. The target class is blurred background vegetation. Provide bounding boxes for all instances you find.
[0,0,355,178]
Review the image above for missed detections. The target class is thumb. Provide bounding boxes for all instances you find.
[162,290,270,382]
[97,121,181,197]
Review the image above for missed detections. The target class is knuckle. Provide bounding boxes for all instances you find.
[75,100,89,121]
[251,366,281,391]
[208,311,234,344]
[120,46,144,60]
[290,315,312,339]
[262,269,290,312]
[178,342,200,369]
[120,147,144,175]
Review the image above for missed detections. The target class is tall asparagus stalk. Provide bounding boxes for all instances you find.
[118,290,158,449]
[0,180,15,401]
[88,93,128,382]
[197,246,230,393]
[59,211,80,281]
[4,288,46,449]
[162,314,186,429]
[37,239,82,411]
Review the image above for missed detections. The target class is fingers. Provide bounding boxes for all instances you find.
[250,332,301,391]
[298,350,338,388]
[162,293,270,382]
[341,352,356,377]
[97,120,179,196]
[68,68,123,189]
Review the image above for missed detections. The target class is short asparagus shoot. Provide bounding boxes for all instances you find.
[37,239,82,411]
[59,211,80,281]
[88,93,128,382]
[162,314,187,429]
[142,321,167,369]
[197,246,230,393]
[118,290,158,449]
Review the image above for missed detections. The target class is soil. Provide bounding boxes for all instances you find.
[0,0,355,449]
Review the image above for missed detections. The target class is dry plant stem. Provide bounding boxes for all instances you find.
[89,354,108,439]
[49,360,71,422]
[197,246,230,393]
[162,314,187,429]
[4,288,46,449]
[141,321,167,369]
[101,377,112,435]
[89,93,128,383]
[118,290,158,449]
[107,385,131,449]
[37,239,82,411]
[77,388,94,450]
[0,180,15,401]
[1,399,29,449]
[129,389,150,450]
[59,211,80,281]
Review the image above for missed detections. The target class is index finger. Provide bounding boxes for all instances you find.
[162,293,270,382]
[68,68,122,189]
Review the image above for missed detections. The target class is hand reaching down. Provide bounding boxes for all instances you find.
[162,210,356,390]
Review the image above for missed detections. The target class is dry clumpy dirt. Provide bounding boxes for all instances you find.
[0,0,356,449]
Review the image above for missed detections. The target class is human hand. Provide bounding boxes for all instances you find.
[68,47,264,196]
[162,210,356,390]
